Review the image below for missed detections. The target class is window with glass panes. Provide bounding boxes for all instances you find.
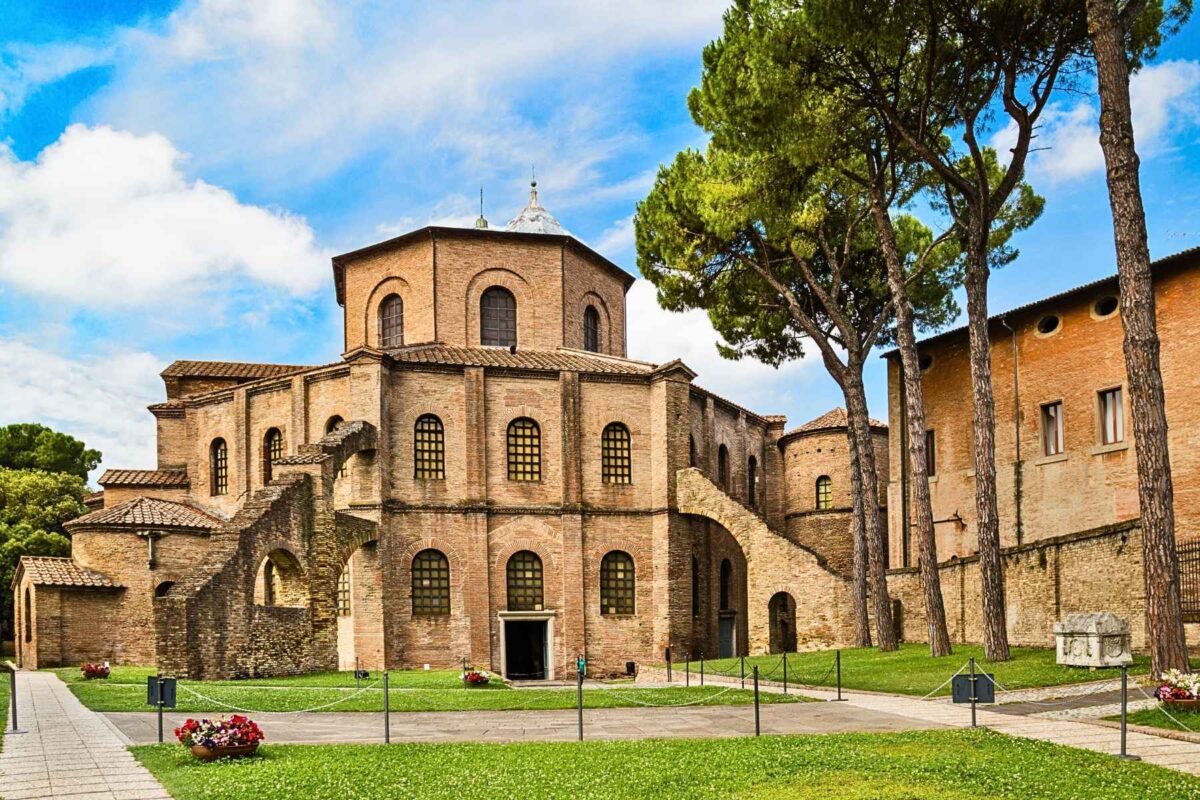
[210,439,228,495]
[584,305,600,352]
[600,551,635,615]
[263,428,283,484]
[925,430,936,476]
[506,550,543,610]
[336,568,351,616]
[379,294,404,348]
[481,287,517,347]
[815,475,832,509]
[1100,388,1124,444]
[411,549,450,615]
[601,422,631,484]
[413,415,445,479]
[1042,401,1064,456]
[507,418,541,481]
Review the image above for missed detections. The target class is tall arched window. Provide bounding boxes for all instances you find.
[481,286,517,347]
[414,415,446,480]
[601,422,631,484]
[379,293,404,348]
[336,568,351,616]
[583,305,601,352]
[262,427,283,484]
[411,549,450,616]
[263,559,277,606]
[154,581,175,598]
[719,558,733,610]
[816,475,832,510]
[717,444,729,490]
[210,438,228,496]
[507,417,541,481]
[506,550,543,611]
[326,416,347,478]
[24,586,32,642]
[689,434,697,468]
[600,551,635,615]
[747,456,758,509]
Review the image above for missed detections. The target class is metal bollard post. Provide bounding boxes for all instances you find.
[8,665,21,733]
[753,665,761,736]
[685,652,690,688]
[1117,664,1140,760]
[577,664,585,741]
[700,653,705,687]
[383,672,391,744]
[740,655,745,689]
[666,648,672,684]
[156,676,165,743]
[969,657,977,729]
[356,657,361,690]
[783,652,788,694]
[833,650,846,701]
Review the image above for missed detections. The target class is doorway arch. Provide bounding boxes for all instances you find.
[768,591,797,654]
[336,540,384,671]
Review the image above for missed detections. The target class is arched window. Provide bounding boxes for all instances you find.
[600,551,635,615]
[816,475,832,510]
[336,568,351,616]
[717,444,729,490]
[689,434,697,468]
[583,305,601,352]
[747,456,757,509]
[379,294,404,348]
[154,581,175,598]
[507,417,541,481]
[412,549,450,616]
[414,415,445,480]
[262,427,283,484]
[263,559,277,606]
[326,416,347,478]
[719,558,733,610]
[691,556,700,616]
[481,286,517,347]
[506,550,543,611]
[601,422,631,484]
[24,586,32,643]
[210,438,228,496]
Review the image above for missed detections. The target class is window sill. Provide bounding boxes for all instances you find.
[927,475,939,484]
[601,613,637,619]
[1091,441,1129,456]
[1034,453,1069,466]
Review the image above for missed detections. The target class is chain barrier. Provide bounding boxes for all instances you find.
[602,685,741,708]
[1136,684,1199,734]
[921,661,971,700]
[977,674,1126,710]
[177,678,383,714]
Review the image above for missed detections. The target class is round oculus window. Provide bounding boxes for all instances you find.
[1094,295,1119,317]
[918,353,934,372]
[1036,315,1061,335]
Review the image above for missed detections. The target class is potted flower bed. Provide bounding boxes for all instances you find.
[80,662,110,680]
[462,668,491,687]
[175,715,265,761]
[1154,669,1200,711]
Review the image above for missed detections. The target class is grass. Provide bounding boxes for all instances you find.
[0,667,9,752]
[131,728,1200,800]
[680,643,1152,697]
[55,666,803,713]
[1107,704,1200,734]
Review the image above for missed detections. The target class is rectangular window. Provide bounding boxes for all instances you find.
[1041,401,1064,456]
[924,430,936,477]
[1100,387,1124,445]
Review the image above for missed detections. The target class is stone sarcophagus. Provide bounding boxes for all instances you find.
[1053,612,1132,668]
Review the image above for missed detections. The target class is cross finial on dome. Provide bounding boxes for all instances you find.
[529,165,540,208]
[475,186,488,229]
[505,171,568,235]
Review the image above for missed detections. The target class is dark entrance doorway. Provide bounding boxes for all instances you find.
[504,620,547,680]
[769,592,796,654]
[718,612,736,658]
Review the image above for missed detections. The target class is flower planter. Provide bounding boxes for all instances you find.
[189,744,260,762]
[1163,699,1200,712]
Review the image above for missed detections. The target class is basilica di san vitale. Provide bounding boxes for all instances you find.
[13,184,1199,679]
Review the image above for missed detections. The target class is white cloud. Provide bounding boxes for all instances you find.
[593,215,636,260]
[993,60,1200,185]
[0,339,162,483]
[625,280,824,417]
[0,124,328,306]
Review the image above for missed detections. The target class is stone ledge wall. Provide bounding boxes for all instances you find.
[886,521,1147,649]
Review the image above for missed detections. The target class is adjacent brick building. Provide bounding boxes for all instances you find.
[12,185,870,679]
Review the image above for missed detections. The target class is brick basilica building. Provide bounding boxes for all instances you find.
[12,184,874,679]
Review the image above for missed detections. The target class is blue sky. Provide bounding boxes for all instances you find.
[2,1,1199,479]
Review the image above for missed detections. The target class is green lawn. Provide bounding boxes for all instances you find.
[1108,704,1200,734]
[132,728,1200,800]
[0,668,9,752]
[681,643,1151,697]
[56,666,802,713]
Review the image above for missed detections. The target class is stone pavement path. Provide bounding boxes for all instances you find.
[1,670,170,800]
[103,697,944,745]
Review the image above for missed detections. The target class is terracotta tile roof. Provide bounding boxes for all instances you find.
[66,497,223,532]
[83,491,105,510]
[160,360,310,380]
[17,556,121,589]
[386,344,657,375]
[99,469,189,488]
[274,453,329,465]
[783,408,887,439]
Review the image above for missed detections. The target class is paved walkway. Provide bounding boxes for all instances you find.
[103,699,943,745]
[1,671,170,800]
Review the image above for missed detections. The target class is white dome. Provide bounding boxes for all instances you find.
[505,182,569,236]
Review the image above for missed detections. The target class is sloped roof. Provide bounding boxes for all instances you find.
[16,557,121,590]
[66,496,223,532]
[386,343,658,375]
[782,408,887,440]
[505,182,570,235]
[160,360,310,380]
[99,469,189,488]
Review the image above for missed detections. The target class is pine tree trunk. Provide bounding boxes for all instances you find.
[843,370,898,651]
[1086,0,1189,676]
[846,421,873,648]
[867,190,953,656]
[963,237,1010,662]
